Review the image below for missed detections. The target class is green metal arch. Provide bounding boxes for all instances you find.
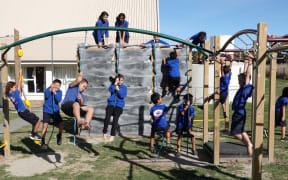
[0,26,212,57]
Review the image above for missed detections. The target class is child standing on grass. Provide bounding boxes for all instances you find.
[5,69,41,141]
[41,79,63,147]
[231,54,254,156]
[162,49,180,102]
[150,93,172,153]
[176,94,197,157]
[275,87,288,142]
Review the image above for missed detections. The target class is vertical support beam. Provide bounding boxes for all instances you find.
[213,36,221,165]
[188,47,193,94]
[203,40,210,144]
[14,29,20,81]
[268,35,277,163]
[1,44,10,157]
[252,22,267,180]
[225,60,230,131]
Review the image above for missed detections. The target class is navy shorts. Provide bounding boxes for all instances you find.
[18,109,40,126]
[151,125,169,138]
[220,91,228,104]
[43,112,63,125]
[275,111,287,127]
[61,101,86,117]
[176,126,193,136]
[230,112,246,135]
[168,76,180,90]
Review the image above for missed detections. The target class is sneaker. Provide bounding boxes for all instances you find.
[167,142,173,148]
[57,133,62,145]
[30,133,41,141]
[150,146,155,153]
[223,112,227,119]
[176,152,181,157]
[280,137,288,142]
[192,149,198,156]
[264,129,269,138]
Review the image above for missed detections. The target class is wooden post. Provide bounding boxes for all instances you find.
[1,43,10,157]
[225,60,230,131]
[188,47,193,94]
[267,35,277,163]
[14,29,20,81]
[213,36,221,165]
[252,22,267,180]
[203,40,210,144]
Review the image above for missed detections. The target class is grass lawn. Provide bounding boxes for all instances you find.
[0,78,287,180]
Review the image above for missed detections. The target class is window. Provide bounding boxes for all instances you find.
[24,67,45,93]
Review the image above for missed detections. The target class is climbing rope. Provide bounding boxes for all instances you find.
[185,46,190,155]
[115,40,121,144]
[155,133,165,160]
[153,44,158,93]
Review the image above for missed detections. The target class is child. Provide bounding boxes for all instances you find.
[115,13,129,46]
[275,87,288,142]
[150,93,172,153]
[186,31,207,63]
[220,55,232,118]
[61,72,94,130]
[103,74,127,142]
[41,79,63,147]
[93,11,109,48]
[142,36,169,48]
[162,49,180,102]
[5,69,41,141]
[231,54,254,156]
[176,94,197,157]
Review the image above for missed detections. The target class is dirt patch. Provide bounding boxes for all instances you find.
[5,152,66,177]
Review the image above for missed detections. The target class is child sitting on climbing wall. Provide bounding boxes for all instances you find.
[275,87,288,142]
[61,72,94,130]
[103,74,127,142]
[231,54,254,156]
[150,93,172,153]
[162,49,180,102]
[5,69,41,141]
[176,94,197,157]
[41,79,63,148]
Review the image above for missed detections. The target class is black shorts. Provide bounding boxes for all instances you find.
[18,109,40,126]
[230,112,246,135]
[220,91,228,104]
[43,112,63,125]
[151,125,169,138]
[275,111,287,127]
[176,126,192,136]
[168,76,180,89]
[61,101,87,117]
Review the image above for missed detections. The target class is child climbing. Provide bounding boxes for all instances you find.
[5,69,41,141]
[150,93,172,153]
[142,36,169,48]
[93,11,109,48]
[231,54,254,156]
[275,87,288,142]
[176,94,197,157]
[61,72,94,130]
[115,13,129,46]
[41,79,63,147]
[185,31,207,63]
[162,49,180,102]
[103,74,127,142]
[220,55,232,118]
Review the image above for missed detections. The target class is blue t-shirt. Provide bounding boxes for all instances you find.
[93,19,109,43]
[220,71,232,94]
[232,83,254,115]
[190,32,207,46]
[275,96,288,112]
[107,83,127,108]
[144,39,170,48]
[177,104,194,130]
[8,89,26,112]
[62,84,85,105]
[165,58,180,77]
[115,20,129,38]
[150,104,168,128]
[43,87,62,114]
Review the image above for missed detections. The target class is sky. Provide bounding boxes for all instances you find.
[159,0,288,41]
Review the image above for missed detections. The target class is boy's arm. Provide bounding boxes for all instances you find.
[185,37,191,41]
[245,54,253,85]
[54,90,62,103]
[282,104,286,121]
[116,86,127,99]
[70,72,83,88]
[16,69,22,91]
[163,57,166,65]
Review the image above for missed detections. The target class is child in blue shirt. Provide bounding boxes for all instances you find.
[220,55,233,118]
[103,74,127,142]
[115,13,129,46]
[93,11,109,48]
[162,49,180,102]
[176,94,197,157]
[41,79,63,147]
[150,93,172,153]
[5,69,41,141]
[61,72,94,130]
[142,36,169,48]
[186,31,207,63]
[275,87,288,142]
[231,54,254,156]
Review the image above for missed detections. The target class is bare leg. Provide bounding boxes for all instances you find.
[234,132,253,156]
[81,106,94,129]
[222,103,226,115]
[73,103,85,126]
[33,119,41,133]
[190,130,196,151]
[41,123,49,138]
[150,137,155,147]
[282,126,286,138]
[176,87,180,96]
[166,128,171,143]
[177,135,182,152]
[58,122,64,134]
